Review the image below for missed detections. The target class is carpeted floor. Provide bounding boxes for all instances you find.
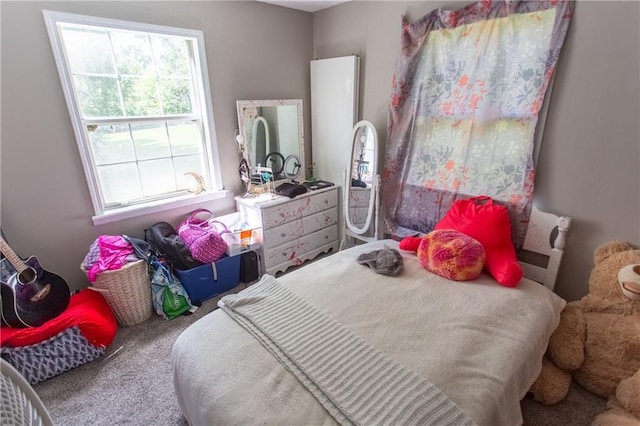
[33,285,606,426]
[521,383,607,426]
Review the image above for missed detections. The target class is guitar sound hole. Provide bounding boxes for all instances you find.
[17,267,37,285]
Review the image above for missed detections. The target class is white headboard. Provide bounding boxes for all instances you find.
[518,206,572,291]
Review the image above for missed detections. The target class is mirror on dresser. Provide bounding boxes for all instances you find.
[236,99,305,182]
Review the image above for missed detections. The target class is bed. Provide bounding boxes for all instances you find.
[172,206,570,426]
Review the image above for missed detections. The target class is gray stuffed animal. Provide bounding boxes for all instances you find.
[357,245,404,276]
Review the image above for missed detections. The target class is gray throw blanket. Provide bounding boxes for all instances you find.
[218,275,476,426]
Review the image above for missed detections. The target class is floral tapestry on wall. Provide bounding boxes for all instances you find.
[383,0,574,247]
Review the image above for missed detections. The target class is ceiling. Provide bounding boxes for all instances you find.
[256,0,350,13]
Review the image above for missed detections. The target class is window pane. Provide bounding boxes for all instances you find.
[174,155,205,190]
[152,36,190,77]
[46,12,220,215]
[158,78,193,114]
[74,75,123,118]
[89,124,135,165]
[139,158,176,196]
[121,76,161,116]
[97,163,142,204]
[168,121,202,156]
[111,33,153,76]
[61,27,114,74]
[130,122,171,160]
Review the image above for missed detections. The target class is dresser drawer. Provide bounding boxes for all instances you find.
[263,208,338,248]
[264,224,339,269]
[349,187,371,207]
[260,189,337,229]
[348,205,369,227]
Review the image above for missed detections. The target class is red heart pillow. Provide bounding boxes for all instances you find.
[434,196,523,287]
[399,236,422,251]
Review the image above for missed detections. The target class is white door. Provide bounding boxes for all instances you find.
[310,56,359,186]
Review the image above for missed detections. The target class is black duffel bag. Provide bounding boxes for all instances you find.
[144,222,202,270]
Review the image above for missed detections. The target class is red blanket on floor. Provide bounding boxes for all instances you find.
[1,289,117,348]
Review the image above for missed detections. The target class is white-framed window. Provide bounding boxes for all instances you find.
[43,10,224,225]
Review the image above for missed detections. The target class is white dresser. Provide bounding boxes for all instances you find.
[235,186,339,277]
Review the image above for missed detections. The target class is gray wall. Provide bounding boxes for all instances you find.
[313,1,640,301]
[2,1,638,301]
[0,1,313,291]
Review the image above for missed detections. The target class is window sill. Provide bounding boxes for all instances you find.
[91,190,228,226]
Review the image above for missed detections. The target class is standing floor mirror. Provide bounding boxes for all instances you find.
[344,120,380,246]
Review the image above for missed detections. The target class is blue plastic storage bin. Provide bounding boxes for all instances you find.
[175,254,241,304]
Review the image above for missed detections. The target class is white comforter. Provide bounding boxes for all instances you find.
[172,240,565,426]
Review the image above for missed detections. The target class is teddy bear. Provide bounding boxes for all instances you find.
[528,240,640,424]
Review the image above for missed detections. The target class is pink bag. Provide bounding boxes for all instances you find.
[178,209,230,264]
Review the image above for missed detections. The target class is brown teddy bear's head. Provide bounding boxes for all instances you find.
[585,241,640,313]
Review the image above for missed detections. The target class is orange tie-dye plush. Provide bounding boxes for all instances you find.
[417,229,486,281]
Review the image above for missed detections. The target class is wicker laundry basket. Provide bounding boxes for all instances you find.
[82,260,152,326]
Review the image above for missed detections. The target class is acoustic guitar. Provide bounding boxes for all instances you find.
[0,236,70,328]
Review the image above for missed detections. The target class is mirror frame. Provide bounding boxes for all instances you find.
[236,99,305,182]
[345,120,378,236]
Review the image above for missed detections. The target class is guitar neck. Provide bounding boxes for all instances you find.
[0,237,27,274]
